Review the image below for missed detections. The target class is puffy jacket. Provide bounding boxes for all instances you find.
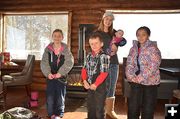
[40,42,74,78]
[125,40,161,85]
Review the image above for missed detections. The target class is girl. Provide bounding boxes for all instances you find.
[41,29,74,119]
[126,26,161,119]
[97,11,120,119]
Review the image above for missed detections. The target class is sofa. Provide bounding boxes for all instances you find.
[122,58,179,100]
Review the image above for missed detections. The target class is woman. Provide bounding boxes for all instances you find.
[41,29,74,119]
[97,11,119,119]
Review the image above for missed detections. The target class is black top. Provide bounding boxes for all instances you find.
[48,51,65,74]
[97,31,119,64]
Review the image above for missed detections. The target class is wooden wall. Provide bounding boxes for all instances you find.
[1,0,180,95]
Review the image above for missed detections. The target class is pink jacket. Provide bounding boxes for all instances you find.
[125,40,161,85]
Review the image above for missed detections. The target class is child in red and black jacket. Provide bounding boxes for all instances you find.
[81,32,110,119]
[41,29,74,119]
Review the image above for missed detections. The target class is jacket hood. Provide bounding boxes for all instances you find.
[46,42,65,52]
[133,40,157,48]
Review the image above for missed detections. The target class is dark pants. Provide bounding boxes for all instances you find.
[46,79,66,117]
[128,83,158,119]
[87,84,107,119]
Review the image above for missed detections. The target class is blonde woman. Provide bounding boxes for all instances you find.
[97,12,119,119]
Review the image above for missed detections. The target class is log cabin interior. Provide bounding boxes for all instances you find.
[0,0,180,119]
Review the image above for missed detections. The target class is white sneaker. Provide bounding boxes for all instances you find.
[55,116,61,119]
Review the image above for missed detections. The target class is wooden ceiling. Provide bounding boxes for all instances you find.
[0,0,180,12]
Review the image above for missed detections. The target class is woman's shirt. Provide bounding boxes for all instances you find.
[125,40,161,85]
[97,31,119,64]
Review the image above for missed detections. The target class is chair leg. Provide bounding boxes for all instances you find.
[25,85,31,97]
[3,86,7,110]
[125,97,127,103]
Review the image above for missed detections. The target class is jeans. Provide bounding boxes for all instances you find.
[107,64,119,97]
[87,83,107,119]
[128,83,158,119]
[46,79,66,117]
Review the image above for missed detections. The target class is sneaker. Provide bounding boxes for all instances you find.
[55,116,61,119]
[59,113,64,118]
[51,115,56,119]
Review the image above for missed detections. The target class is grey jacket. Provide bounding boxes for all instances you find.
[40,42,74,78]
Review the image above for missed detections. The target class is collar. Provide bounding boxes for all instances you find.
[47,42,64,52]
[91,49,103,57]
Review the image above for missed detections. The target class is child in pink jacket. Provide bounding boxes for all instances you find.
[126,26,161,119]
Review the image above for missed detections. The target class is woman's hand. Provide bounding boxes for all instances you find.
[90,84,97,91]
[111,44,118,56]
[48,74,54,80]
[83,80,90,89]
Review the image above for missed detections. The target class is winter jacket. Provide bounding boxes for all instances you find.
[40,42,74,79]
[125,40,161,85]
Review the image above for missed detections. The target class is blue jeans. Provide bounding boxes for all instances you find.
[46,79,66,117]
[107,64,119,97]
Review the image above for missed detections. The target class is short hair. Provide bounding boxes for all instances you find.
[89,32,103,42]
[116,29,124,33]
[52,29,63,36]
[136,26,151,36]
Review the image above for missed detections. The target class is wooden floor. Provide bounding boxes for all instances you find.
[0,87,173,119]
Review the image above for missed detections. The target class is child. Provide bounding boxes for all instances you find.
[41,29,74,119]
[107,29,127,55]
[126,26,161,119]
[81,32,110,119]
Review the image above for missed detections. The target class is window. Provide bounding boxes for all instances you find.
[111,10,180,63]
[2,12,71,60]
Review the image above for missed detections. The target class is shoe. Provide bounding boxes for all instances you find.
[55,116,61,119]
[51,115,56,119]
[59,113,64,118]
[173,89,180,99]
[105,97,118,119]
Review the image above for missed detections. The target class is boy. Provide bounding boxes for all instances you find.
[81,32,110,119]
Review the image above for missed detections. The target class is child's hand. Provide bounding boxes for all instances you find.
[48,74,54,80]
[131,77,137,83]
[55,73,61,78]
[90,84,97,91]
[132,77,141,84]
[83,80,90,89]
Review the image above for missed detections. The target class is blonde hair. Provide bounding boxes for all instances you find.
[97,18,114,36]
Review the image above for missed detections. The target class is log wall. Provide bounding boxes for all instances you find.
[1,0,180,95]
